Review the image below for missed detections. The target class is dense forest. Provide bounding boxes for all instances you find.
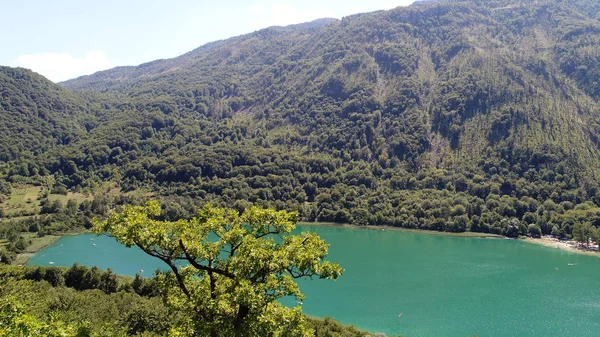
[4,0,600,255]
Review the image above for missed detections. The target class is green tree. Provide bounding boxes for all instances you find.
[0,248,13,265]
[82,266,102,290]
[527,224,542,238]
[99,268,118,294]
[572,222,594,248]
[132,273,144,295]
[43,267,65,287]
[0,296,88,337]
[93,201,343,337]
[9,236,28,253]
[592,227,600,251]
[65,263,87,290]
[66,199,78,215]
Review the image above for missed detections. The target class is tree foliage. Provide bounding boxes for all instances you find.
[0,297,88,337]
[93,201,343,336]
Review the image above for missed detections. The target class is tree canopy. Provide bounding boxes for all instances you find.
[93,201,343,336]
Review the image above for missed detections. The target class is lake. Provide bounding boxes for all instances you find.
[28,226,600,337]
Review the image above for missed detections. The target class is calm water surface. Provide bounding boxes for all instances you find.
[28,226,600,336]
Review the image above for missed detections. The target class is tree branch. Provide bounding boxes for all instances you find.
[286,267,313,279]
[135,243,193,301]
[255,230,279,239]
[178,239,235,279]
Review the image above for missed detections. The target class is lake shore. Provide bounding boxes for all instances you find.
[299,222,503,238]
[24,223,600,264]
[300,222,600,257]
[13,229,90,265]
[522,236,600,257]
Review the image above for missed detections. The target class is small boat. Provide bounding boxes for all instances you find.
[398,313,403,317]
[49,262,54,265]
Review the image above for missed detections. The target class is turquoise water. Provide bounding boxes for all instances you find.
[28,227,600,336]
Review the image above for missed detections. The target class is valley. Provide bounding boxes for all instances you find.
[3,0,600,336]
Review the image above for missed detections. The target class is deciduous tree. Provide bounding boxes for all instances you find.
[93,201,343,337]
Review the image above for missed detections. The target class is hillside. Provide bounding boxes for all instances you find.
[0,67,97,162]
[3,0,600,240]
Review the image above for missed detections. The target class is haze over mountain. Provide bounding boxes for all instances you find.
[3,0,600,238]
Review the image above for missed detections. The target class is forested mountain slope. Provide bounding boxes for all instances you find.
[0,67,97,162]
[3,0,600,239]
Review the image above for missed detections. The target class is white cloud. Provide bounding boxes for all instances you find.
[13,50,111,82]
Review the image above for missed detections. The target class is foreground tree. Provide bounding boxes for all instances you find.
[93,201,343,337]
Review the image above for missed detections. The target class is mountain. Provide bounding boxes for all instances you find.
[0,67,96,162]
[412,0,442,5]
[61,18,339,92]
[3,0,600,238]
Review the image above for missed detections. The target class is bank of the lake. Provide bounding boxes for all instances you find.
[21,223,600,267]
[522,236,600,257]
[303,222,600,257]
[28,225,600,337]
[301,221,504,238]
[13,229,89,265]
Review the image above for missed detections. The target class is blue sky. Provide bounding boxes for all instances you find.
[1,0,415,82]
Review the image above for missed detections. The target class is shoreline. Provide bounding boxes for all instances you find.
[13,229,90,265]
[299,222,503,238]
[521,236,600,257]
[22,223,600,263]
[300,222,600,257]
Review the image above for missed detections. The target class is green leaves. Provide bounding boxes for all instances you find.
[94,202,343,336]
[0,296,88,337]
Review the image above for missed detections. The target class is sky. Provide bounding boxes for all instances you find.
[0,0,415,82]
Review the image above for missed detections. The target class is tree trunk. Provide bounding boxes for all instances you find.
[233,305,250,330]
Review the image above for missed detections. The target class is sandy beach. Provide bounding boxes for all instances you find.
[522,236,600,257]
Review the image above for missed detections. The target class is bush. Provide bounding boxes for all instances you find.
[0,248,14,264]
[51,185,69,195]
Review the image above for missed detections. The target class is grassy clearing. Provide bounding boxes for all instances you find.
[48,191,93,204]
[11,230,90,265]
[2,182,125,221]
[94,181,123,197]
[11,232,62,265]
[3,185,42,216]
[13,253,33,266]
[21,232,62,254]
[124,188,155,198]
